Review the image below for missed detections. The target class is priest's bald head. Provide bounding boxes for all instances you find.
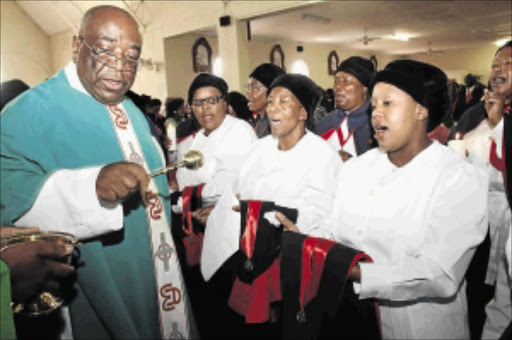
[72,6,142,105]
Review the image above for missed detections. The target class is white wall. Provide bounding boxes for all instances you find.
[51,29,75,73]
[1,0,501,101]
[0,1,52,86]
[404,43,498,84]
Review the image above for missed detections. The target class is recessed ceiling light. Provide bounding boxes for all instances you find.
[494,37,511,46]
[392,33,410,41]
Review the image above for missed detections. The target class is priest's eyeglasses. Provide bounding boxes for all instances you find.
[79,36,140,72]
[191,95,224,108]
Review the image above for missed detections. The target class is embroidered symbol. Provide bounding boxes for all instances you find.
[155,232,173,271]
[168,322,184,340]
[243,259,254,273]
[108,105,129,130]
[187,235,196,244]
[145,190,163,220]
[296,309,306,323]
[160,283,182,311]
[127,142,143,164]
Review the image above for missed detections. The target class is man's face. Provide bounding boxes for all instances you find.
[245,78,268,115]
[333,71,367,113]
[72,10,141,105]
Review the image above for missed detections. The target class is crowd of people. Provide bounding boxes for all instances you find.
[0,5,511,340]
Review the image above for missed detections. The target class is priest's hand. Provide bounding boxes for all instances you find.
[0,226,40,238]
[192,205,215,225]
[484,89,505,128]
[338,150,353,162]
[1,238,75,302]
[275,212,300,233]
[96,162,149,203]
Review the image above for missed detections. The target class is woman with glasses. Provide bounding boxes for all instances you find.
[175,73,257,219]
[172,73,256,338]
[245,63,285,138]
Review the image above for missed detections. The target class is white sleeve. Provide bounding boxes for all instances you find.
[491,118,504,158]
[359,166,488,301]
[15,167,123,240]
[507,220,512,279]
[201,126,257,205]
[297,153,342,238]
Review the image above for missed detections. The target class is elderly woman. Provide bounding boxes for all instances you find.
[278,60,488,339]
[204,74,341,331]
[236,74,341,235]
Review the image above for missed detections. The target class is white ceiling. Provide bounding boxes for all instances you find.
[16,0,512,56]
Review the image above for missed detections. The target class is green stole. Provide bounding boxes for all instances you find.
[1,69,171,339]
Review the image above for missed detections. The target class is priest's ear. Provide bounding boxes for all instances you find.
[72,36,81,63]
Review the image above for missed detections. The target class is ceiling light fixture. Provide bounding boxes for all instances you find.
[301,13,331,25]
[392,33,410,42]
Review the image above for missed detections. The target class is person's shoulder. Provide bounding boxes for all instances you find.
[314,109,341,134]
[224,115,257,139]
[431,142,485,178]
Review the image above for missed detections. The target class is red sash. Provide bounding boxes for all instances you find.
[320,118,354,148]
[228,201,281,323]
[181,184,205,267]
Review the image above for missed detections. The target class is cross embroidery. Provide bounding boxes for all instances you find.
[155,232,173,271]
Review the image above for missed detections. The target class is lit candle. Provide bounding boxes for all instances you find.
[448,132,467,158]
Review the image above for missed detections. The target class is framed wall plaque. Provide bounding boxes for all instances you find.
[270,44,285,71]
[328,50,339,75]
[192,37,212,73]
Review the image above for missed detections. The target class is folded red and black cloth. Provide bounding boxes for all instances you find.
[228,200,298,323]
[172,184,205,267]
[280,231,381,339]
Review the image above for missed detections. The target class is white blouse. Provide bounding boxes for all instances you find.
[328,142,488,339]
[176,114,257,205]
[236,131,341,237]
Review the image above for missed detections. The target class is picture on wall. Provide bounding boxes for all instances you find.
[328,50,339,75]
[370,54,378,71]
[192,37,212,73]
[270,44,285,71]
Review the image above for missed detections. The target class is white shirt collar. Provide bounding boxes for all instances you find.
[64,61,90,96]
[64,61,127,110]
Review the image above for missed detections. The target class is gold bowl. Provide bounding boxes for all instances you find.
[1,231,79,316]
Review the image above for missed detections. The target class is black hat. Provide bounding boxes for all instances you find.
[227,91,252,122]
[267,74,321,126]
[336,56,375,88]
[188,73,228,105]
[372,59,449,132]
[249,63,285,88]
[0,79,30,111]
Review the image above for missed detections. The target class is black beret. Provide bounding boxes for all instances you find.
[336,56,375,88]
[188,73,228,105]
[249,63,285,88]
[372,59,449,132]
[268,73,321,124]
[227,91,252,121]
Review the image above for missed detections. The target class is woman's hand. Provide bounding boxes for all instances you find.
[275,212,300,232]
[484,89,505,128]
[191,205,215,225]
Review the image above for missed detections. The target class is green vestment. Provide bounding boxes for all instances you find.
[0,69,185,339]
